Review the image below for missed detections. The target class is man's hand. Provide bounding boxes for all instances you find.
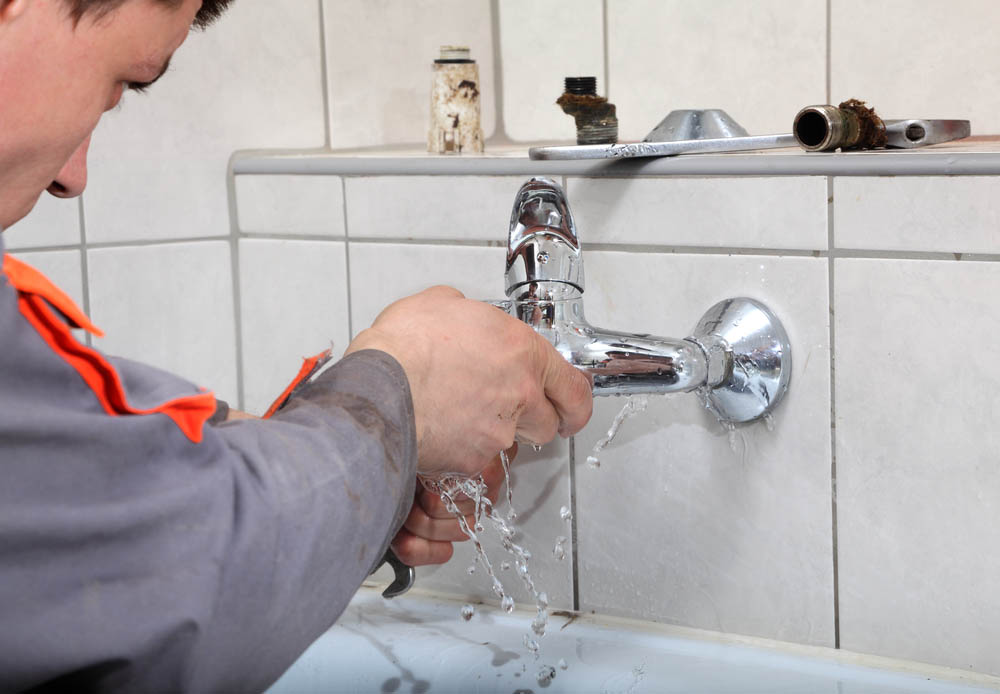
[390,447,511,566]
[346,286,593,478]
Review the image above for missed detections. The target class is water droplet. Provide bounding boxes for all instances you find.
[763,412,775,432]
[586,455,600,469]
[558,658,568,670]
[467,565,476,575]
[537,592,549,607]
[531,613,547,636]
[474,522,484,533]
[523,635,539,653]
[536,664,556,684]
[501,561,511,571]
[553,536,567,561]
[461,604,475,621]
[536,251,550,264]
[501,595,515,613]
[559,505,572,521]
[532,443,542,452]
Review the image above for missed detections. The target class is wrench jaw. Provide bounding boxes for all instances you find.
[371,548,416,599]
[884,119,972,149]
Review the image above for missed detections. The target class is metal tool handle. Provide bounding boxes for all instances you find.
[371,548,415,599]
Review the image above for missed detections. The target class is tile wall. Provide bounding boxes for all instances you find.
[5,0,1000,678]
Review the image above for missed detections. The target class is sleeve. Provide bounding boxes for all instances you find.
[0,330,417,692]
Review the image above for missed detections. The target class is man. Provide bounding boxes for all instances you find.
[0,0,593,691]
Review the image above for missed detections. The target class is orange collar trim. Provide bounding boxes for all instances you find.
[2,254,104,337]
[3,253,214,443]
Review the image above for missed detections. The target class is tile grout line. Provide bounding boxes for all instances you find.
[341,178,354,339]
[568,437,581,613]
[78,196,93,348]
[488,0,510,144]
[602,0,610,98]
[827,175,841,649]
[226,163,246,411]
[825,0,832,104]
[317,0,332,150]
[17,235,1000,263]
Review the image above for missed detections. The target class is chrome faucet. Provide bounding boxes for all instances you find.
[504,177,791,423]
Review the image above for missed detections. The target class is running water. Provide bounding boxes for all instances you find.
[585,395,649,468]
[419,450,551,659]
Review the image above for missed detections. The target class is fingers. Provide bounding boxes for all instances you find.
[391,528,454,566]
[535,332,593,436]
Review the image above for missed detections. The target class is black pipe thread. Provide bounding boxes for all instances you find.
[564,76,597,96]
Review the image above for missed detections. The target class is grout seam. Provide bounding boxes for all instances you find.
[317,0,332,150]
[226,161,246,411]
[602,0,610,98]
[486,0,510,145]
[827,175,841,649]
[825,0,832,104]
[18,236,1000,263]
[568,436,581,613]
[342,178,354,339]
[78,196,93,348]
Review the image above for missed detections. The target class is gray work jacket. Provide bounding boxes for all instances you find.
[0,235,417,693]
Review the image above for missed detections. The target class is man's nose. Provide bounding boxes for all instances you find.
[47,135,92,198]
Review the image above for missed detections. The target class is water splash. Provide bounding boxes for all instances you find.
[586,395,649,468]
[461,604,475,621]
[420,449,549,657]
[762,412,775,432]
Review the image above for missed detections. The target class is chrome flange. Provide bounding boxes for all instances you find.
[688,297,792,423]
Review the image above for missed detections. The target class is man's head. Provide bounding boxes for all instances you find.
[0,0,232,230]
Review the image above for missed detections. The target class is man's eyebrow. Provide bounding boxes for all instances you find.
[127,56,173,93]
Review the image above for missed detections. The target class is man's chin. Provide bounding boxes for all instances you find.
[1,192,45,232]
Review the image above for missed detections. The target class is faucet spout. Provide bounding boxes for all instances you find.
[503,178,792,423]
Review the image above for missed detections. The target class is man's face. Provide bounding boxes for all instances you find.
[0,0,202,229]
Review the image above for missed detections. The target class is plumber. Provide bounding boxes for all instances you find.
[0,0,594,690]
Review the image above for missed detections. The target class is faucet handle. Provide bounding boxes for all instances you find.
[505,177,584,300]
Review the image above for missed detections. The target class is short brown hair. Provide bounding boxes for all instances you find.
[63,0,233,29]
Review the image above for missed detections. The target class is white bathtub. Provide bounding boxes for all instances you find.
[266,587,998,693]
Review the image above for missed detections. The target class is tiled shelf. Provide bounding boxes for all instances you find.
[231,139,1000,177]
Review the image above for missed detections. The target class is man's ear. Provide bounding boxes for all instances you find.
[0,0,29,24]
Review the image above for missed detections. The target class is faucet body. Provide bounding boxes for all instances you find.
[504,177,790,422]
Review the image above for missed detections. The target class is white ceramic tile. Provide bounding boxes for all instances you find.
[85,2,325,243]
[235,176,345,237]
[835,258,1000,675]
[834,177,1000,254]
[7,250,85,311]
[575,252,834,647]
[238,239,351,415]
[345,176,524,241]
[568,177,828,250]
[606,0,826,140]
[349,241,572,606]
[498,0,604,142]
[3,194,81,249]
[87,242,238,405]
[832,1,1000,135]
[349,243,507,334]
[323,0,495,149]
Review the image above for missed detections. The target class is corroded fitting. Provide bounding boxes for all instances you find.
[793,99,887,152]
[556,76,618,145]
